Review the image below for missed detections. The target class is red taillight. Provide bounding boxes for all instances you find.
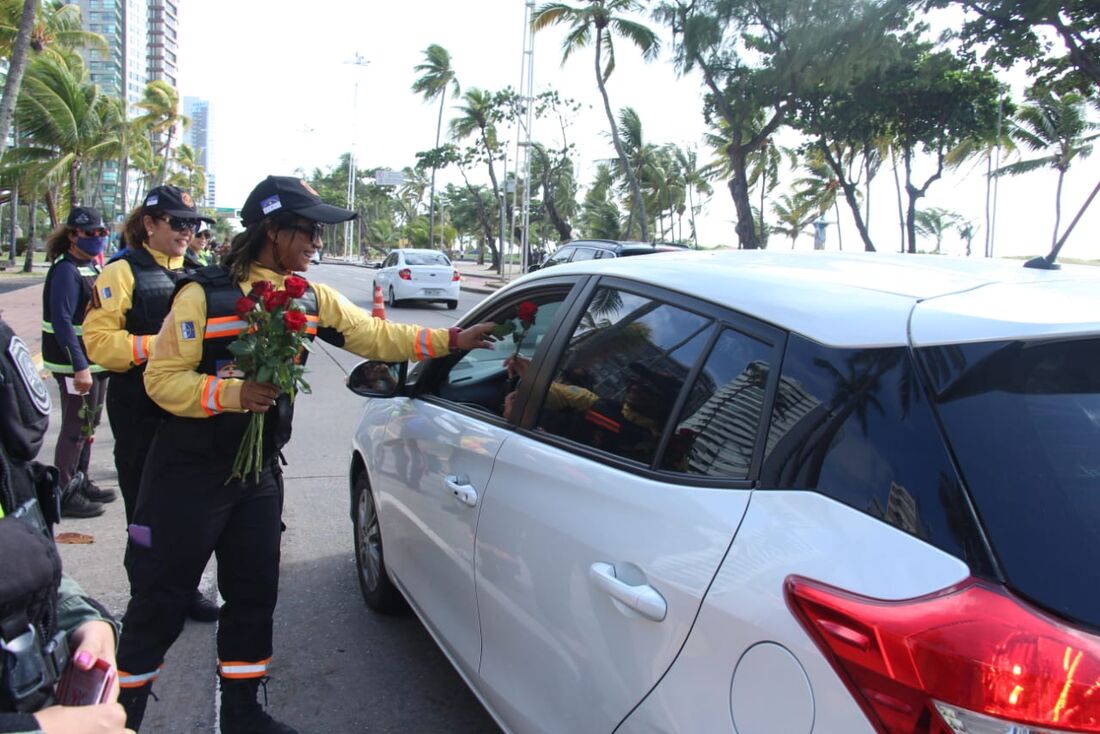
[398,268,412,280]
[452,269,461,281]
[786,576,1100,733]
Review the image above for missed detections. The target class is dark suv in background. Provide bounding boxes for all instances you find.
[529,239,688,272]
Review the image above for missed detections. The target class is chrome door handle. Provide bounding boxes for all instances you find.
[445,474,478,507]
[589,562,667,622]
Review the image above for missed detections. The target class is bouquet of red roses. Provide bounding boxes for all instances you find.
[226,275,312,482]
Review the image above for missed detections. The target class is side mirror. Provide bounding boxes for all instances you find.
[371,262,383,269]
[346,360,405,398]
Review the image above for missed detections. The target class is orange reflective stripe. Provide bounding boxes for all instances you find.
[204,316,247,339]
[131,335,143,364]
[414,328,433,361]
[201,376,222,416]
[118,667,160,688]
[305,314,319,336]
[218,657,271,679]
[585,409,621,434]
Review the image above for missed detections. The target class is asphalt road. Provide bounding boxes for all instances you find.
[49,263,502,733]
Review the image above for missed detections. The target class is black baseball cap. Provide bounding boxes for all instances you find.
[239,175,357,227]
[142,184,213,222]
[66,206,105,230]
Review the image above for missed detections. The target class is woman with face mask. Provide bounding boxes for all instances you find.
[41,207,118,519]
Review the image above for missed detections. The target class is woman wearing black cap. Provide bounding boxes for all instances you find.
[83,186,220,621]
[40,206,118,518]
[112,176,496,733]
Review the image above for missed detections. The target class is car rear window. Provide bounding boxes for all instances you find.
[404,252,450,266]
[917,337,1100,631]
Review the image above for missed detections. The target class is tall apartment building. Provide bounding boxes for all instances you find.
[184,96,215,204]
[78,0,180,216]
[146,0,179,87]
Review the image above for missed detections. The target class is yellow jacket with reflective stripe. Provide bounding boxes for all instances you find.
[83,249,184,372]
[144,264,453,418]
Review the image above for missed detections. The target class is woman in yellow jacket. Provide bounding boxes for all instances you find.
[114,176,495,733]
[83,185,220,624]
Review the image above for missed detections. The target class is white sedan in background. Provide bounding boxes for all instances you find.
[372,248,460,310]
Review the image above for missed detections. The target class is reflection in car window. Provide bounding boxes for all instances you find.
[545,249,573,267]
[404,252,451,266]
[434,295,566,418]
[759,335,994,576]
[661,329,772,476]
[535,287,713,466]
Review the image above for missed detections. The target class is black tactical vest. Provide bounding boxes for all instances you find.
[0,318,65,714]
[163,266,319,466]
[40,254,102,375]
[117,247,183,338]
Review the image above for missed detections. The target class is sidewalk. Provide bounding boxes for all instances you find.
[0,260,48,365]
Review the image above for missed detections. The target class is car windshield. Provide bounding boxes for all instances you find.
[404,252,450,266]
[917,337,1100,631]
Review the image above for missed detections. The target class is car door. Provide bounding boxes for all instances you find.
[371,282,578,677]
[474,279,784,733]
[375,252,395,292]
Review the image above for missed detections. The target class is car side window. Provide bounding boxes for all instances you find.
[545,248,573,267]
[534,287,713,466]
[660,328,773,477]
[430,293,568,418]
[570,247,597,262]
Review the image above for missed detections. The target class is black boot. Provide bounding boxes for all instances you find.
[219,677,298,734]
[119,685,152,731]
[188,589,220,622]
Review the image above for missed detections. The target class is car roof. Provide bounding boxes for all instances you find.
[516,250,1100,348]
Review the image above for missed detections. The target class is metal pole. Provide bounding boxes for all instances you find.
[521,0,536,274]
[344,54,369,259]
[498,145,507,277]
[8,183,18,264]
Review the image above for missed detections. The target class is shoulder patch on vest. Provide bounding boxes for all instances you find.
[101,286,112,300]
[8,335,50,415]
[180,321,196,341]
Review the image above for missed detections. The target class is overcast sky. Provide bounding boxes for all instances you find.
[176,0,1098,260]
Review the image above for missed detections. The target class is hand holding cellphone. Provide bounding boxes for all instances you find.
[56,657,116,706]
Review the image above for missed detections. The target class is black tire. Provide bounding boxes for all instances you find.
[387,287,400,308]
[446,300,458,310]
[352,473,406,614]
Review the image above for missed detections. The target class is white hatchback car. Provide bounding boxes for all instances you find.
[372,248,460,310]
[345,251,1100,734]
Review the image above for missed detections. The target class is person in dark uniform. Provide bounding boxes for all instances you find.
[40,207,117,518]
[0,315,131,734]
[113,176,496,733]
[82,186,219,625]
[183,223,213,271]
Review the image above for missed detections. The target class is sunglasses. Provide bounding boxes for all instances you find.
[195,230,212,238]
[76,227,109,238]
[159,216,201,233]
[285,222,324,242]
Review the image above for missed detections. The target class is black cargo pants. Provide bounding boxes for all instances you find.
[115,419,284,689]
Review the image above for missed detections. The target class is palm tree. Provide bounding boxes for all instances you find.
[450,87,504,266]
[533,0,659,241]
[581,163,622,239]
[166,143,206,202]
[673,145,712,248]
[412,44,460,249]
[771,194,815,249]
[914,207,961,254]
[2,53,117,210]
[792,151,846,250]
[606,106,659,238]
[994,89,1099,263]
[135,80,187,186]
[0,0,38,157]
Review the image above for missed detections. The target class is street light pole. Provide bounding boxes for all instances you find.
[344,53,370,259]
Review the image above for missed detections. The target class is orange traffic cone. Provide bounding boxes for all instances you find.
[372,281,386,320]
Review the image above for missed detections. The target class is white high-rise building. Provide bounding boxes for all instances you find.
[184,97,214,204]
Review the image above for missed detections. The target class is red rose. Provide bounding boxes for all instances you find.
[283,275,308,299]
[263,290,290,311]
[516,301,538,326]
[251,280,275,297]
[283,309,307,332]
[235,297,257,317]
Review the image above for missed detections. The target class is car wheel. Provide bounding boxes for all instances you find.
[446,300,458,310]
[387,286,400,308]
[352,472,405,614]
